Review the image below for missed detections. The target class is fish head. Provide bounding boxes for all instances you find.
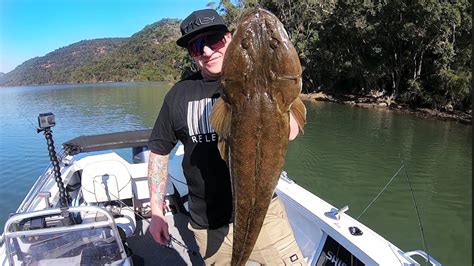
[221,8,302,112]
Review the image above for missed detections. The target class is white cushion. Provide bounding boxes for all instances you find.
[81,160,133,203]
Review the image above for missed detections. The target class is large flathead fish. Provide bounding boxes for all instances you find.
[211,8,306,265]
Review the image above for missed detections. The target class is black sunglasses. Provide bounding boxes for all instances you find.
[187,32,227,57]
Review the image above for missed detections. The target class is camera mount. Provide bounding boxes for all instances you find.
[37,113,72,224]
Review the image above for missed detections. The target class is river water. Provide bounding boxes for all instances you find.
[0,82,471,264]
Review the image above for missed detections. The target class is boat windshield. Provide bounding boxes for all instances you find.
[6,225,126,265]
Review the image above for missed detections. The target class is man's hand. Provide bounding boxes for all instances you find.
[149,214,170,245]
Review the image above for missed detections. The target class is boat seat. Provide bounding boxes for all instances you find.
[81,159,136,236]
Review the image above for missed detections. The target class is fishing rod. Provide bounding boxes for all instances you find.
[356,164,404,220]
[402,160,430,266]
[357,158,431,265]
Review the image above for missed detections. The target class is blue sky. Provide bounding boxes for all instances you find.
[0,0,214,73]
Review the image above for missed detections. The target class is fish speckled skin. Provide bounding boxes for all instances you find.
[211,8,306,265]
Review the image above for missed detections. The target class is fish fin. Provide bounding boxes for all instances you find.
[217,141,228,164]
[211,97,231,137]
[211,98,231,161]
[290,97,307,134]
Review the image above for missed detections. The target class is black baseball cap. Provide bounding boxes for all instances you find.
[176,9,229,48]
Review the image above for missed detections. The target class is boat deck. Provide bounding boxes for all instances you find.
[127,213,204,266]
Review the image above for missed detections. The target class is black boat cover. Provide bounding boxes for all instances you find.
[62,129,152,155]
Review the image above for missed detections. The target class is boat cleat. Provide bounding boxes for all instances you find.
[324,205,349,220]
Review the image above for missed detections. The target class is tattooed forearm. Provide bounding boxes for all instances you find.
[148,151,169,213]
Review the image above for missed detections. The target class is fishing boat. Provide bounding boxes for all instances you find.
[0,113,441,265]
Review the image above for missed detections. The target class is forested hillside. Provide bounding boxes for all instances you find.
[0,38,127,86]
[72,19,187,83]
[0,1,471,113]
[0,19,187,86]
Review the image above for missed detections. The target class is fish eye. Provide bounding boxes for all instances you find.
[270,38,279,49]
[241,38,251,49]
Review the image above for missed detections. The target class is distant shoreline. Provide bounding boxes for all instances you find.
[2,81,470,125]
[301,91,472,125]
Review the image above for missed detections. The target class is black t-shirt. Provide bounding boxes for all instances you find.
[148,72,233,229]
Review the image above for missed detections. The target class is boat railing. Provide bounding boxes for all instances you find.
[404,250,442,266]
[3,206,128,265]
[16,149,69,214]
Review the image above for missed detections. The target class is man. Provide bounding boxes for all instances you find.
[148,9,305,265]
